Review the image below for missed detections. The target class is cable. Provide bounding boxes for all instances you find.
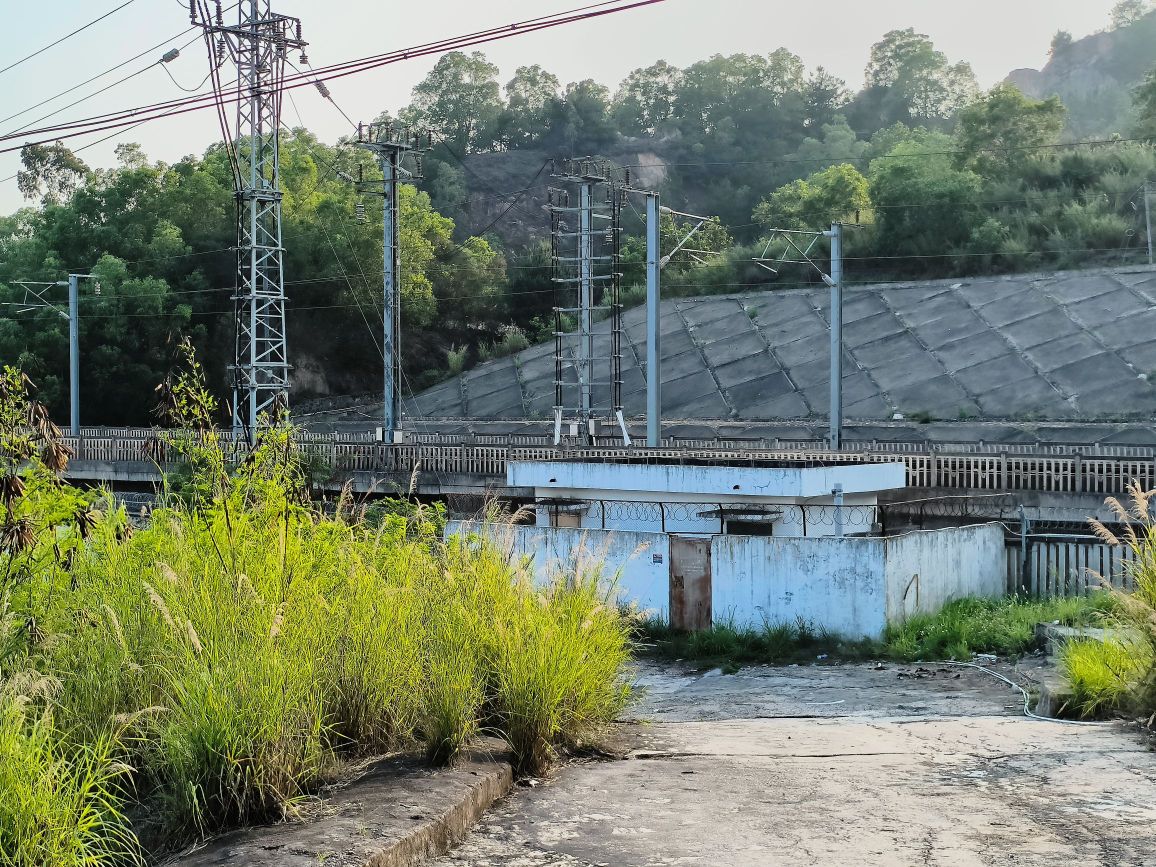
[935,660,1104,726]
[0,0,668,153]
[160,63,214,94]
[0,0,138,78]
[4,33,205,138]
[0,22,209,128]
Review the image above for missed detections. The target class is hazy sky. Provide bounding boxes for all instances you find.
[0,0,1123,215]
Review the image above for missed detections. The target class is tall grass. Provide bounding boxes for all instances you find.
[0,353,634,860]
[0,690,140,867]
[1061,638,1151,718]
[1061,482,1156,718]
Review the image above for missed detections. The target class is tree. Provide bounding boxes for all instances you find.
[802,67,849,130]
[1135,67,1156,139]
[612,61,682,136]
[754,164,870,232]
[403,51,503,153]
[1111,0,1152,29]
[557,80,617,151]
[869,133,984,259]
[500,65,561,148]
[861,29,978,125]
[954,84,1066,176]
[16,143,90,205]
[1049,30,1074,57]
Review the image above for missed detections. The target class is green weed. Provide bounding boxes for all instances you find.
[1060,637,1150,718]
[883,594,1116,662]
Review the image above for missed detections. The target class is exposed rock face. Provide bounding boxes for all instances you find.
[1003,12,1156,134]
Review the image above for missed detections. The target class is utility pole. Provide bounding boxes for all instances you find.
[1145,181,1153,267]
[192,0,306,437]
[645,191,661,448]
[68,274,80,436]
[753,222,847,451]
[355,122,427,443]
[826,222,844,451]
[11,273,96,435]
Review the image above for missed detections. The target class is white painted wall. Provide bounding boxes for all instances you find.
[883,524,1006,623]
[446,522,1007,639]
[711,535,888,637]
[447,521,670,619]
[508,460,906,499]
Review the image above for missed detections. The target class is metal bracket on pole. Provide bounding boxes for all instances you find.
[12,274,95,435]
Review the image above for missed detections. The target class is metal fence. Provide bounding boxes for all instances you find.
[1005,533,1136,597]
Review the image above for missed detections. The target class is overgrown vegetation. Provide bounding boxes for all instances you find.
[884,594,1117,662]
[640,594,1116,670]
[0,354,633,863]
[1053,483,1156,718]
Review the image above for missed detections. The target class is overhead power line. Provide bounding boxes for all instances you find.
[0,0,668,155]
[0,0,139,78]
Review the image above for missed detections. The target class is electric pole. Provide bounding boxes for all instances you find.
[1145,181,1153,267]
[645,191,661,448]
[827,222,844,451]
[355,122,428,443]
[191,0,306,437]
[751,223,846,450]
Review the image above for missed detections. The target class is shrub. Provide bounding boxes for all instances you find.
[446,344,468,376]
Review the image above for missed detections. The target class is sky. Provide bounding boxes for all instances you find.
[0,0,1124,215]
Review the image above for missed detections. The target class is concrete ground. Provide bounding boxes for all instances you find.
[434,662,1156,866]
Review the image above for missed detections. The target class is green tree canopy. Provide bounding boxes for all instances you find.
[754,164,870,232]
[403,51,503,153]
[955,84,1066,176]
[860,29,978,125]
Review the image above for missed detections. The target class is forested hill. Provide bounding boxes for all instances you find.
[1007,7,1156,138]
[4,2,1156,426]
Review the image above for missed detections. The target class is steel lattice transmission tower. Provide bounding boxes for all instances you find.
[190,0,305,434]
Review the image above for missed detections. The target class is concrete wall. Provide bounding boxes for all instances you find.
[883,524,1006,623]
[509,460,906,500]
[447,522,1006,638]
[711,536,888,637]
[447,521,670,619]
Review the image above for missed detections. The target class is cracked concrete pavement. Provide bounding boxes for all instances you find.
[434,662,1156,866]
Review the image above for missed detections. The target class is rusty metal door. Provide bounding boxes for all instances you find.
[670,536,712,631]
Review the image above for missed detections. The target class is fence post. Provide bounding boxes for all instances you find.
[1073,451,1082,493]
[999,451,1007,491]
[1018,504,1032,596]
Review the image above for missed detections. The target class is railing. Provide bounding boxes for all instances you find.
[59,427,1156,495]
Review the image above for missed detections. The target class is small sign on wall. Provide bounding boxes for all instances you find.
[652,553,664,564]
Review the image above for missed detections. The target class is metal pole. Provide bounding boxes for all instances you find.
[68,274,79,436]
[646,192,661,448]
[828,222,843,451]
[383,150,399,440]
[833,483,844,538]
[1019,504,1032,594]
[1145,181,1153,267]
[579,181,594,423]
